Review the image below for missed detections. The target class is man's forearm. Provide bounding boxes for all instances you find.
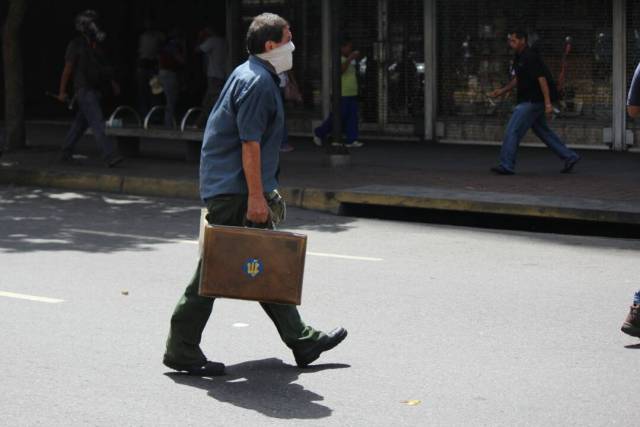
[59,62,73,95]
[241,141,264,196]
[538,77,552,105]
[501,78,517,94]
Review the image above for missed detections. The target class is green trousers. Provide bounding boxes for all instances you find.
[164,194,323,366]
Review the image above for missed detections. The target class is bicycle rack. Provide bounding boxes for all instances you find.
[180,107,204,132]
[107,106,142,128]
[144,105,177,130]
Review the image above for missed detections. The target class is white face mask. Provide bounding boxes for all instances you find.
[257,41,295,74]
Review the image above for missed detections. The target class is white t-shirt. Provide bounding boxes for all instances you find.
[199,36,227,79]
[138,30,165,60]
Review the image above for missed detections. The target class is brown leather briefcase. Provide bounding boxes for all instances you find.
[199,224,307,305]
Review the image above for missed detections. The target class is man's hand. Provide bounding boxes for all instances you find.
[56,92,68,103]
[488,88,503,98]
[545,103,554,118]
[246,193,270,225]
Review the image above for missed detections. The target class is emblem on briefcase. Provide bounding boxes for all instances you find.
[244,258,263,278]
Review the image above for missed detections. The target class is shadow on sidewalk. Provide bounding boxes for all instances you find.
[0,186,359,254]
[165,358,350,419]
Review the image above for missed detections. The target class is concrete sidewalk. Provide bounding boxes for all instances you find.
[2,122,640,224]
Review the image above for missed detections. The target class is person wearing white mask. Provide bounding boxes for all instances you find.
[163,13,347,377]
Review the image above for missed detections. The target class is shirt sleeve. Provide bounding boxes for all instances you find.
[628,63,640,106]
[235,79,276,143]
[64,40,79,64]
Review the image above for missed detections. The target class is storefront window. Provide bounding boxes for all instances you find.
[437,0,613,145]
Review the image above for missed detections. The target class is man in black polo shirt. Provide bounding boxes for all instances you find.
[488,30,579,175]
[57,10,123,168]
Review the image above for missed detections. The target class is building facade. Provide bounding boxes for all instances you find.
[228,0,639,151]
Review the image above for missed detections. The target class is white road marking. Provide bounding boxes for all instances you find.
[67,228,383,261]
[232,323,250,328]
[306,252,383,261]
[0,291,64,304]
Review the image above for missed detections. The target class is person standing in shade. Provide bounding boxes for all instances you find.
[488,29,579,175]
[158,29,185,129]
[57,10,123,168]
[136,19,165,116]
[163,13,347,377]
[195,27,227,128]
[620,63,640,339]
[313,38,363,148]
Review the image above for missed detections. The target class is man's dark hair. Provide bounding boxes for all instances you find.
[510,29,528,42]
[341,35,353,47]
[246,13,289,55]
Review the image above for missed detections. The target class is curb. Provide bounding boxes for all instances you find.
[333,186,640,225]
[2,167,640,225]
[0,167,338,212]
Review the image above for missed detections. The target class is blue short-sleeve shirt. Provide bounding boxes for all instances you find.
[199,56,284,200]
[629,63,640,106]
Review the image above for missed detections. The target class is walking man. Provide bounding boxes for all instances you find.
[488,30,579,175]
[57,10,123,167]
[619,62,640,339]
[195,27,227,128]
[163,13,347,376]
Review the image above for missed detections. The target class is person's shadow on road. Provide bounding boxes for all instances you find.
[165,358,350,419]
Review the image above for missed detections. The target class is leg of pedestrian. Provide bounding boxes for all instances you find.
[494,102,539,174]
[531,116,580,173]
[60,106,89,162]
[78,89,123,167]
[314,113,334,146]
[343,96,362,148]
[261,303,347,367]
[163,259,224,376]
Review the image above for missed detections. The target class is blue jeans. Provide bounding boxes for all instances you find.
[315,96,359,144]
[159,70,178,128]
[499,102,578,172]
[63,88,114,158]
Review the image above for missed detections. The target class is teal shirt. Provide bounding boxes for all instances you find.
[200,56,284,200]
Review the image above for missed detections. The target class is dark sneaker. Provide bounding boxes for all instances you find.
[293,327,348,368]
[561,156,580,174]
[58,151,82,166]
[105,154,124,168]
[163,357,226,376]
[490,165,515,175]
[58,150,74,164]
[621,305,640,338]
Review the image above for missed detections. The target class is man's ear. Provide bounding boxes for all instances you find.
[264,40,276,52]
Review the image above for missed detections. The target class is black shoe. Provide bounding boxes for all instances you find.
[561,156,580,174]
[163,358,226,376]
[490,165,515,175]
[293,327,348,368]
[105,154,124,168]
[58,151,82,166]
[58,150,74,164]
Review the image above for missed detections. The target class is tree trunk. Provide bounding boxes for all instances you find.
[2,0,27,151]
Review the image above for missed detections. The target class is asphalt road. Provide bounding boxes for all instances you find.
[1,186,639,426]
